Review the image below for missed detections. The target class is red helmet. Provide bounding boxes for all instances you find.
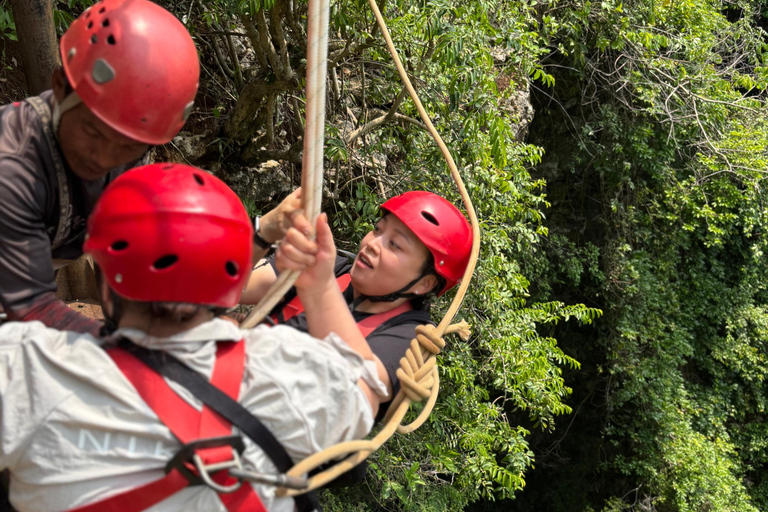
[381,191,472,295]
[60,0,199,145]
[84,163,253,308]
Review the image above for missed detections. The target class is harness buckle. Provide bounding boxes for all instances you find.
[229,468,309,490]
[165,435,245,493]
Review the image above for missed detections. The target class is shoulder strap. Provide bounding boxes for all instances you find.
[273,274,352,324]
[356,301,413,338]
[25,96,72,252]
[121,340,320,512]
[273,273,412,338]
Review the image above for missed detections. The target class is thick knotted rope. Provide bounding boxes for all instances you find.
[384,320,468,433]
[397,325,444,401]
[276,321,470,495]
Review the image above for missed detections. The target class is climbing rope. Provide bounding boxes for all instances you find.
[241,0,482,493]
[240,0,330,330]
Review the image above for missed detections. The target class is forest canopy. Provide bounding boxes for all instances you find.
[1,0,767,510]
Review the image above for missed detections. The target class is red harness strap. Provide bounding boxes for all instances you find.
[274,274,352,323]
[67,341,267,512]
[274,273,412,337]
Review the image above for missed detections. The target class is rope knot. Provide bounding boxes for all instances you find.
[395,324,445,402]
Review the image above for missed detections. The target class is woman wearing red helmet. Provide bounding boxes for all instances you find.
[242,190,473,418]
[0,164,385,512]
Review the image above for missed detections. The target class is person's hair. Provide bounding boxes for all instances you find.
[123,298,228,323]
[409,252,446,312]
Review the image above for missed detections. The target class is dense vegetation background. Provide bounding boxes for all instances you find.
[1,0,767,510]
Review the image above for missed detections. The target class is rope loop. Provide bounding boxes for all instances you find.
[393,324,445,402]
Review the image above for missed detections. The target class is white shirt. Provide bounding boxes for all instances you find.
[0,318,384,512]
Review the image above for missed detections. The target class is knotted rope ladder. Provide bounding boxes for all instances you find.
[240,0,481,494]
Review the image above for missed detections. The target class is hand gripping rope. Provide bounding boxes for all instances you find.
[241,0,482,495]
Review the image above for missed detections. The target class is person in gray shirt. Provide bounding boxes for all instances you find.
[0,0,200,335]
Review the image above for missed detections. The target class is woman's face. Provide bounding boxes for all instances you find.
[350,214,432,298]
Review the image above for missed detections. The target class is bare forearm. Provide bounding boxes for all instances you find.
[241,254,277,305]
[299,285,374,361]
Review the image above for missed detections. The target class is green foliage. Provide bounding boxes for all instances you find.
[315,1,603,503]
[520,0,768,509]
[0,0,15,41]
[46,0,768,509]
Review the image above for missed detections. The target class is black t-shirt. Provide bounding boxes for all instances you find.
[0,91,146,312]
[268,255,434,419]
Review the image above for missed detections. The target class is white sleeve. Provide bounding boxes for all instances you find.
[0,322,52,470]
[241,325,383,459]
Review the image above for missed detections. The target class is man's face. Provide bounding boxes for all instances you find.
[57,103,149,181]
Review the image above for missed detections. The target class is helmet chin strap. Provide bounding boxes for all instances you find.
[52,92,83,138]
[349,274,426,311]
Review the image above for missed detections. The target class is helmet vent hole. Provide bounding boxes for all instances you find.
[102,18,109,27]
[193,173,205,186]
[421,212,440,226]
[87,21,93,29]
[110,240,129,251]
[225,261,239,277]
[90,34,98,44]
[163,164,174,170]
[107,34,116,45]
[152,255,179,270]
[99,6,106,13]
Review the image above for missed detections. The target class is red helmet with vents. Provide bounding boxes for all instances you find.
[381,191,472,295]
[60,0,199,145]
[84,163,253,308]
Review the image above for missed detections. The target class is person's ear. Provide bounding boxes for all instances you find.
[51,67,68,102]
[414,274,438,295]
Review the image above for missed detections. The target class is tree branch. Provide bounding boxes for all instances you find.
[199,31,249,37]
[253,8,283,78]
[284,0,307,50]
[244,139,304,163]
[345,39,435,145]
[241,15,268,69]
[269,0,296,83]
[200,35,235,79]
[226,34,245,92]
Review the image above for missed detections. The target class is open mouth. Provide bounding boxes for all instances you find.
[357,254,374,269]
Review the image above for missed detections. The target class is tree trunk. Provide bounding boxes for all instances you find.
[10,0,59,95]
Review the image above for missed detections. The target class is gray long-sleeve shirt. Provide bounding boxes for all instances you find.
[0,92,145,331]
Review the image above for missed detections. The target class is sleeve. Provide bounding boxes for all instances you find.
[7,292,103,336]
[0,159,102,335]
[242,325,381,458]
[365,314,433,416]
[0,322,53,470]
[0,157,57,311]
